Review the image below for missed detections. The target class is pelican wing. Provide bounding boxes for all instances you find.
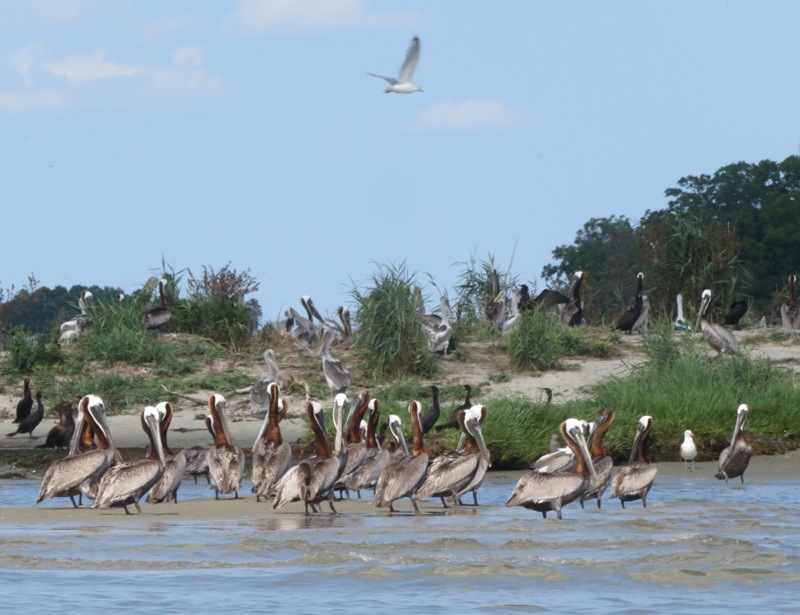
[373,453,428,508]
[506,471,585,508]
[414,452,480,500]
[252,440,292,498]
[207,444,244,495]
[94,460,164,509]
[346,449,391,492]
[610,464,658,500]
[37,449,113,503]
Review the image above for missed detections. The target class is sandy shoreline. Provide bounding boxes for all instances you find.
[2,453,798,525]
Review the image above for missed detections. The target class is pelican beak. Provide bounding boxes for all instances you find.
[144,411,167,465]
[467,418,492,468]
[569,422,598,485]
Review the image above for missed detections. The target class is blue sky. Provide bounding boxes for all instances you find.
[3,1,799,323]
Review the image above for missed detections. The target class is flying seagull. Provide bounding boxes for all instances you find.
[368,36,424,94]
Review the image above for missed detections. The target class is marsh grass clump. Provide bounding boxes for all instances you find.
[505,309,563,371]
[3,328,63,373]
[351,261,432,378]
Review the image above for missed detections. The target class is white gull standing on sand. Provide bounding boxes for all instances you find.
[368,36,424,94]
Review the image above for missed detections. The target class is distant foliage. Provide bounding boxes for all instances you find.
[186,262,259,300]
[351,261,434,378]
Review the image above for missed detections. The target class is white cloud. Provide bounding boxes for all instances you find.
[173,46,204,67]
[223,0,419,34]
[0,89,69,112]
[410,99,530,131]
[45,50,144,82]
[10,41,46,85]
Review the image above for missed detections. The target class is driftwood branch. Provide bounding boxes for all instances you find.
[160,385,209,406]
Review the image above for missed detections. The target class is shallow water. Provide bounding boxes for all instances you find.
[2,470,799,614]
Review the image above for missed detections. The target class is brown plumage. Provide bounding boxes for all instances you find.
[37,402,76,451]
[13,377,33,424]
[610,415,657,508]
[251,383,292,501]
[8,390,45,438]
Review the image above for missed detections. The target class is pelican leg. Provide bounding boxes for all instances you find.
[472,491,478,506]
[411,499,420,515]
[579,499,585,509]
[556,509,563,521]
[328,492,338,515]
[69,495,79,509]
[596,498,602,509]
[234,490,239,499]
[740,474,745,483]
[134,502,143,514]
[123,505,132,515]
[439,496,449,508]
[215,490,219,500]
[620,501,626,509]
[388,502,395,512]
[193,475,198,484]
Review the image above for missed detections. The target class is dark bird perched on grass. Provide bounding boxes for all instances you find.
[37,402,76,450]
[435,384,472,432]
[723,300,748,330]
[420,385,441,434]
[14,377,33,424]
[8,390,45,438]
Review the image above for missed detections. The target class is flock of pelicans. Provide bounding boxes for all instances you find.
[24,379,753,519]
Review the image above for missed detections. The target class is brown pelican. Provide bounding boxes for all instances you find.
[344,399,391,496]
[141,279,173,332]
[780,274,800,329]
[374,400,429,514]
[423,296,453,353]
[59,290,93,343]
[506,418,598,519]
[695,289,739,354]
[7,390,44,437]
[251,383,292,501]
[386,414,409,460]
[420,385,440,434]
[415,405,491,507]
[561,271,586,326]
[680,430,697,471]
[334,391,370,498]
[529,419,590,473]
[146,402,187,504]
[13,377,33,423]
[579,407,616,509]
[724,300,748,330]
[272,395,346,514]
[37,395,118,507]
[615,273,644,334]
[93,405,167,514]
[321,326,351,391]
[183,415,215,484]
[610,415,658,508]
[435,384,473,432]
[674,293,690,331]
[715,403,752,483]
[206,394,245,499]
[368,36,424,94]
[37,401,75,451]
[484,269,507,330]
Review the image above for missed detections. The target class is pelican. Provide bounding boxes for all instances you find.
[715,404,752,483]
[146,402,187,504]
[386,414,408,460]
[506,418,598,519]
[334,392,370,498]
[529,419,591,473]
[13,377,32,423]
[59,290,93,343]
[251,383,292,501]
[680,429,698,471]
[93,405,167,514]
[36,401,75,451]
[695,289,739,354]
[610,415,658,508]
[374,400,429,514]
[272,395,346,514]
[561,271,586,326]
[321,326,351,391]
[424,299,452,353]
[674,293,690,331]
[206,394,245,499]
[484,269,507,330]
[250,349,281,416]
[501,287,524,334]
[183,415,215,484]
[368,36,423,94]
[416,405,491,507]
[37,395,118,507]
[344,399,391,496]
[615,273,644,334]
[141,278,172,332]
[579,407,616,509]
[780,274,800,329]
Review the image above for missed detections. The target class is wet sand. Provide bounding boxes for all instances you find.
[3,452,798,525]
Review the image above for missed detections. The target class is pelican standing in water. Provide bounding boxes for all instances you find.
[680,430,698,471]
[183,415,215,484]
[715,404,752,483]
[251,383,292,501]
[580,407,616,509]
[206,394,245,499]
[374,400,429,514]
[415,404,491,507]
[610,415,658,508]
[146,402,187,504]
[93,405,167,514]
[780,274,800,329]
[272,395,346,515]
[334,391,369,498]
[695,289,739,354]
[368,36,423,94]
[506,418,598,520]
[344,399,391,497]
[37,395,119,507]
